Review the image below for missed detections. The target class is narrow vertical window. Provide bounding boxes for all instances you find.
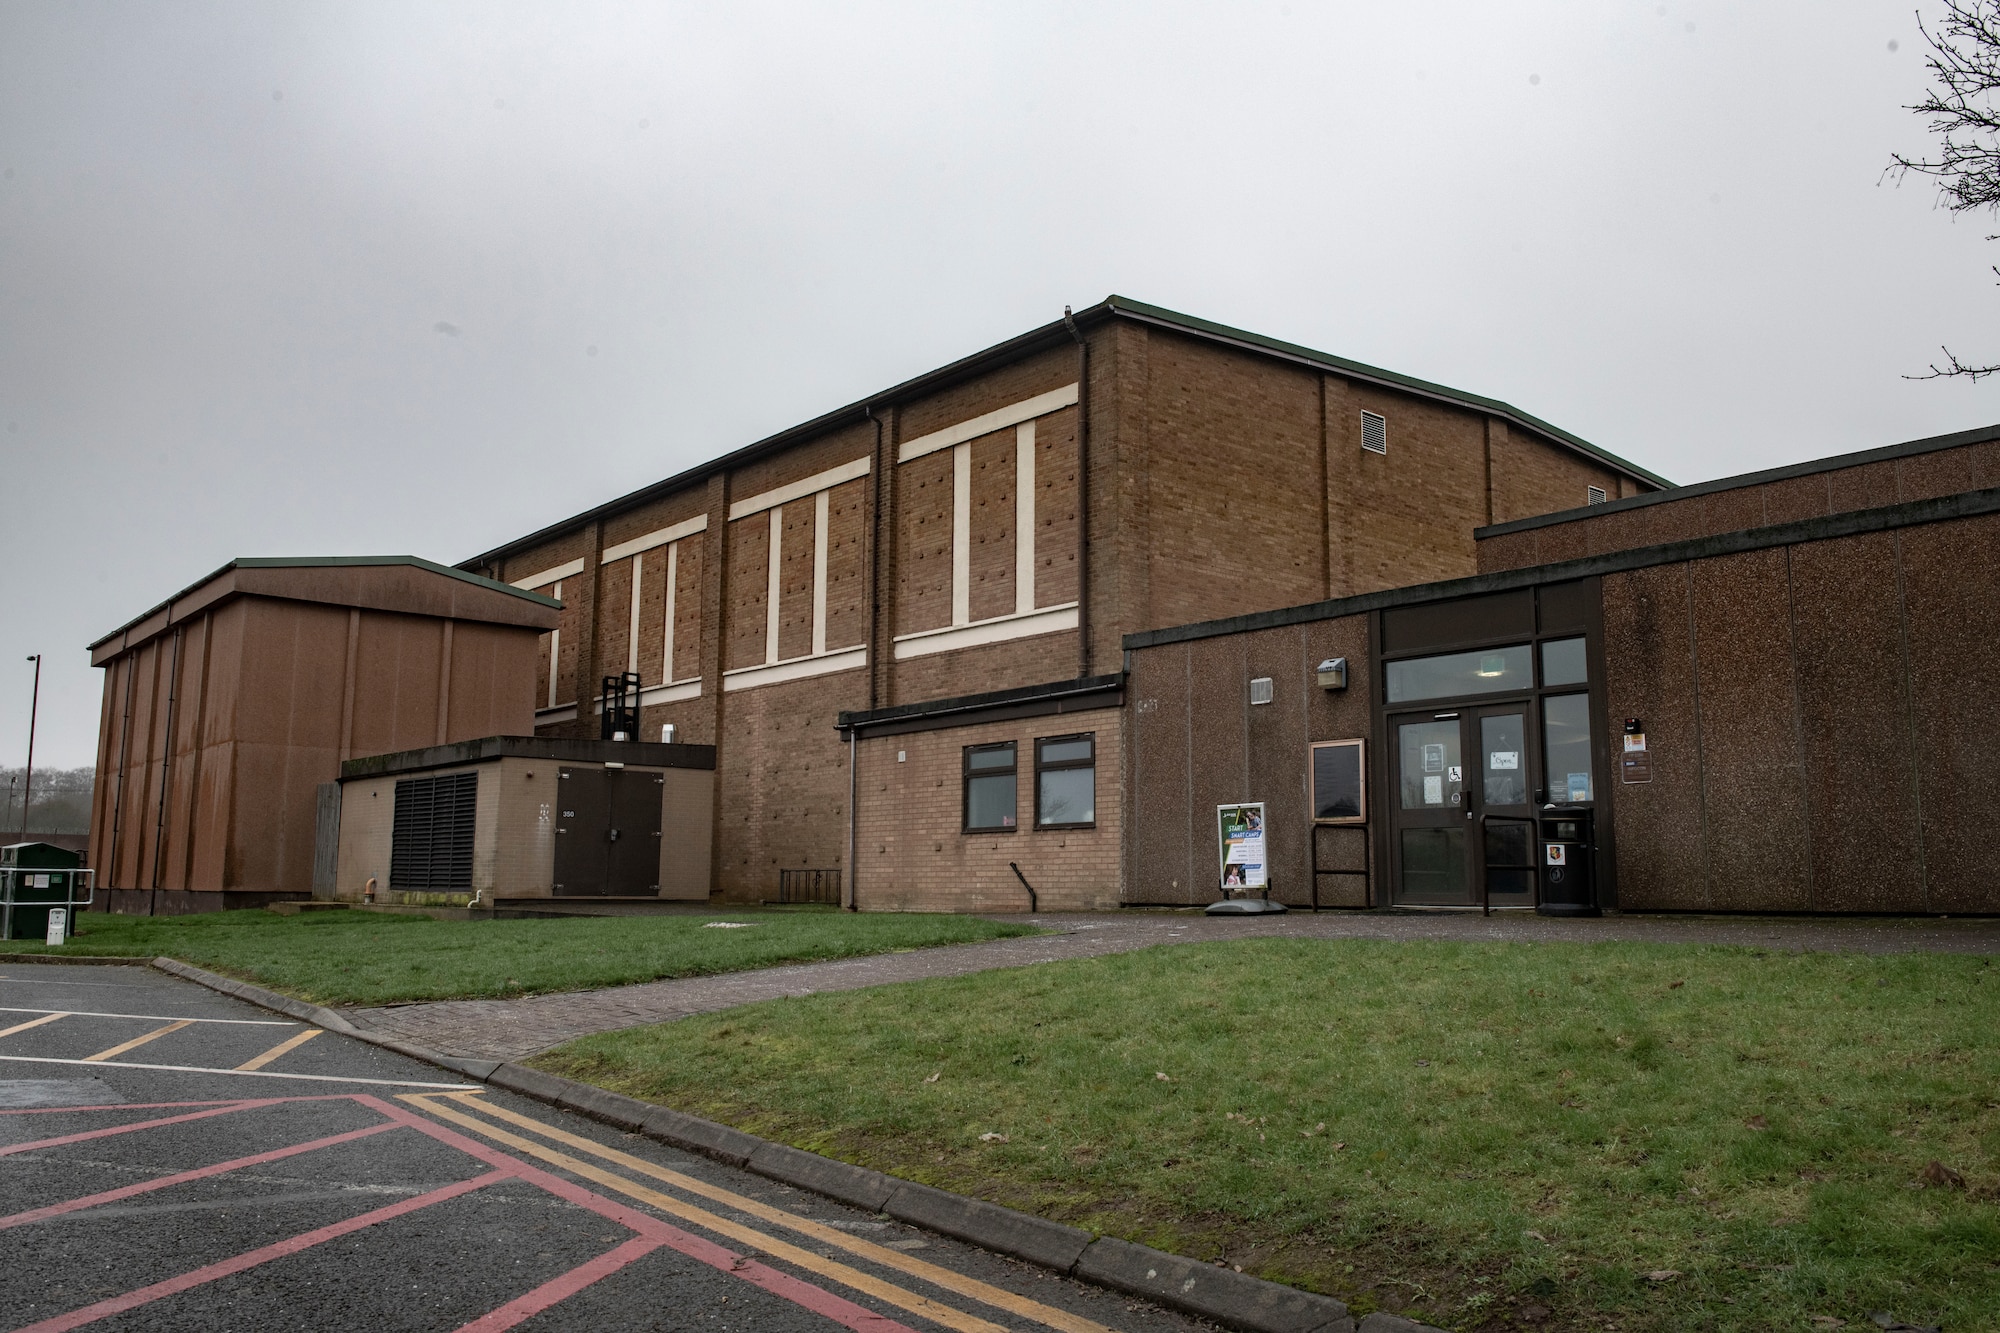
[964,742,1018,831]
[1035,733,1095,828]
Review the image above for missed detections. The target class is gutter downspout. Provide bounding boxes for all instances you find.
[1064,307,1090,678]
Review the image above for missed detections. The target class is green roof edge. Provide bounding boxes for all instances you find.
[1100,295,1675,490]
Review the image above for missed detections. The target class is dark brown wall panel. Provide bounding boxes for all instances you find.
[1900,513,2000,912]
[1601,565,1708,909]
[1242,626,1312,905]
[1128,642,1194,902]
[1690,549,1811,911]
[1185,633,1250,901]
[1787,533,1925,911]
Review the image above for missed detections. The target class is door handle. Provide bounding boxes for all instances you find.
[609,828,620,842]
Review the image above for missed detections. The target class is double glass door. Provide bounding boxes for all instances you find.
[1390,704,1539,907]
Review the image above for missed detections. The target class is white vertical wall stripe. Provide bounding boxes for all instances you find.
[765,507,784,664]
[547,580,562,708]
[952,441,972,627]
[812,490,830,657]
[1015,419,1036,616]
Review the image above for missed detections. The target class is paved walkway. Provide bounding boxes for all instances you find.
[346,910,2000,1060]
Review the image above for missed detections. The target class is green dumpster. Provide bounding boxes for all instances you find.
[1,843,93,941]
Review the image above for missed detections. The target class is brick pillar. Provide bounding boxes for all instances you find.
[1322,375,1357,599]
[571,520,607,739]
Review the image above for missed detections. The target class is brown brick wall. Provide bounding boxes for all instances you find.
[1478,436,2000,574]
[968,428,1017,623]
[777,499,816,661]
[824,477,868,651]
[896,449,954,636]
[855,707,1122,912]
[888,631,1080,706]
[896,345,1075,441]
[725,513,770,672]
[712,670,868,901]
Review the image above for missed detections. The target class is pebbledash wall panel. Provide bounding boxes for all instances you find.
[1124,459,2000,915]
[465,297,1661,906]
[87,558,558,913]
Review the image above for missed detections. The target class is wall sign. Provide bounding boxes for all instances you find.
[1216,803,1267,890]
[1621,732,1653,784]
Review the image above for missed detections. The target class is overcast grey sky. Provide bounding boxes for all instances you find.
[2,1,1992,767]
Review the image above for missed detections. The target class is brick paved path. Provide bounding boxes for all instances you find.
[345,910,2000,1061]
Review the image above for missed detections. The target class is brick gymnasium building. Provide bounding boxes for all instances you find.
[459,297,1664,910]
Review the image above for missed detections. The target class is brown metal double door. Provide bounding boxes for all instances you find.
[554,766,663,897]
[1389,702,1539,908]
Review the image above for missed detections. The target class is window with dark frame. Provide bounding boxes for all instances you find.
[1035,733,1096,829]
[963,742,1018,832]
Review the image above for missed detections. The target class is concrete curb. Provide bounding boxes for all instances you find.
[0,953,150,966]
[141,954,1356,1333]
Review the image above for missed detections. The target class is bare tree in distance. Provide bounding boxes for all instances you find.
[1890,1,2000,381]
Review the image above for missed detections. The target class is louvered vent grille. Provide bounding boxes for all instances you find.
[1587,486,1608,505]
[1249,677,1275,706]
[390,771,478,891]
[1360,411,1387,455]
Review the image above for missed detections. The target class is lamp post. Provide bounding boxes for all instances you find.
[21,654,39,843]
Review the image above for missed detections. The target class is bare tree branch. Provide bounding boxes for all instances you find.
[1889,1,2000,378]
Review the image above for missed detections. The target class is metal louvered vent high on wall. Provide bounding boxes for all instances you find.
[390,771,478,892]
[1587,486,1608,505]
[1360,410,1388,455]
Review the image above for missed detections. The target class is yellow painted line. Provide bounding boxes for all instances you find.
[414,1092,1116,1333]
[81,1020,192,1063]
[404,1094,1009,1333]
[0,1012,68,1040]
[234,1028,321,1072]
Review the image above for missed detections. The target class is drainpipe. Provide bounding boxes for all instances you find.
[1064,307,1090,679]
[845,725,858,912]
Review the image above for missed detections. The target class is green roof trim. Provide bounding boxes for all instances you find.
[1100,296,1674,490]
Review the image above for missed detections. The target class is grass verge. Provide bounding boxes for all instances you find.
[0,907,1040,1006]
[534,937,2000,1333]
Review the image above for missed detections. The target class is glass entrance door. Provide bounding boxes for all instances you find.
[1392,713,1471,906]
[1391,703,1539,907]
[1471,705,1537,909]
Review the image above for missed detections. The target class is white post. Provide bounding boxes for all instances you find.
[812,490,830,656]
[952,441,972,626]
[766,506,784,664]
[1015,419,1036,615]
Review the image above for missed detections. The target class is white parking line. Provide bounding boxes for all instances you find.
[0,1006,293,1026]
[0,1054,474,1090]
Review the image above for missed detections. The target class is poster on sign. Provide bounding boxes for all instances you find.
[1216,803,1267,891]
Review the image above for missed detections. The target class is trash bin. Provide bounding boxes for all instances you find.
[1,842,91,941]
[1536,808,1598,917]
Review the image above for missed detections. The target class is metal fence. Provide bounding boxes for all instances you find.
[775,868,842,906]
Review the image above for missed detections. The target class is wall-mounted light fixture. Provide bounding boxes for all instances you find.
[1316,658,1348,691]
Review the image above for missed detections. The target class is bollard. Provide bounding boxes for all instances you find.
[45,907,66,948]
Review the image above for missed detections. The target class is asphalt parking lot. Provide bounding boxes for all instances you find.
[1,963,1205,1333]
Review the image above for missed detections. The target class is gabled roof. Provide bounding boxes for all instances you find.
[459,296,1670,570]
[89,555,560,662]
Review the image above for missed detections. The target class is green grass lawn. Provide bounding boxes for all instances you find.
[0,907,1040,1006]
[535,938,2000,1333]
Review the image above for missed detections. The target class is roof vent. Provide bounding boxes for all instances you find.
[1360,411,1387,455]
[1249,677,1275,706]
[1587,486,1607,505]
